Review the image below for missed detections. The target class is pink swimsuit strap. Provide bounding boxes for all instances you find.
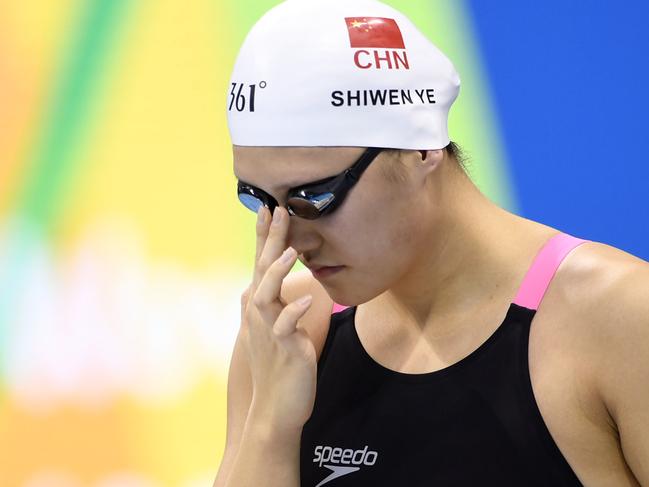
[513,232,588,310]
[332,302,349,314]
[331,233,589,314]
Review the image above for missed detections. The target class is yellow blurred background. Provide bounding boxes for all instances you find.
[0,1,507,485]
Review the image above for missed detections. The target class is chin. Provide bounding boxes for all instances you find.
[324,280,382,308]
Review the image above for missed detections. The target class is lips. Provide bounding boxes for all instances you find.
[302,258,345,276]
[310,265,335,272]
[310,266,345,279]
[305,262,339,272]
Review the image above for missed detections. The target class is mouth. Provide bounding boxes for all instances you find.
[309,265,345,279]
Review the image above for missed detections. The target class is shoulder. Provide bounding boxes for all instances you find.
[537,240,648,341]
[281,268,334,361]
[554,240,649,325]
[552,240,649,355]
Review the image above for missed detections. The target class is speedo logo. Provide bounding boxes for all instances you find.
[312,444,378,486]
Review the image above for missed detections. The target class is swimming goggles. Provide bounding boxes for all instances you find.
[237,147,384,220]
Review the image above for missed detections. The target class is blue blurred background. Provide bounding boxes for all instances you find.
[468,0,649,258]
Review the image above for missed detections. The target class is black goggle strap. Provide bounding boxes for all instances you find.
[346,147,384,182]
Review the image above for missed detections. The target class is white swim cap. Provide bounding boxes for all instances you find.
[226,0,461,150]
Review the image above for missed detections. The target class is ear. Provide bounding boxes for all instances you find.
[418,149,444,170]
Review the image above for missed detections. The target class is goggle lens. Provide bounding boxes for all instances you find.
[238,193,265,213]
[286,197,324,219]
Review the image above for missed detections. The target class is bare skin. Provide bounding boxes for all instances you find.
[233,145,649,485]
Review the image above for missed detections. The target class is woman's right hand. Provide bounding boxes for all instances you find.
[241,205,318,437]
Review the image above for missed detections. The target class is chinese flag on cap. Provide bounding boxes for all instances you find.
[345,17,405,49]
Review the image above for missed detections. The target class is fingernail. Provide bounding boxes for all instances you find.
[281,247,296,263]
[272,208,283,225]
[257,206,266,224]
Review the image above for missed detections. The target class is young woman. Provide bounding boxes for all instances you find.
[215,1,649,486]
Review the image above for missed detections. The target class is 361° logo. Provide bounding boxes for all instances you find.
[228,81,267,112]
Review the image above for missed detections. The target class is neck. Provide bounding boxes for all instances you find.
[367,168,556,335]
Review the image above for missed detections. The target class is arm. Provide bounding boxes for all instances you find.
[592,260,649,484]
[212,323,253,487]
[213,269,330,487]
[222,405,303,487]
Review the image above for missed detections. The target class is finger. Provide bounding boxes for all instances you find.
[254,246,298,317]
[254,206,290,287]
[273,294,313,337]
[254,206,270,269]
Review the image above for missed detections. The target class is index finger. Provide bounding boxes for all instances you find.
[254,206,270,266]
[253,206,290,288]
[252,205,278,289]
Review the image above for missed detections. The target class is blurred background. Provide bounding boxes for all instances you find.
[1,0,647,486]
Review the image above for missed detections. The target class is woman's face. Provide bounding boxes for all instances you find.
[233,145,442,306]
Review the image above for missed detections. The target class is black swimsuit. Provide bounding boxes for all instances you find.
[300,233,587,486]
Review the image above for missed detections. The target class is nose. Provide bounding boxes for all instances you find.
[286,216,323,257]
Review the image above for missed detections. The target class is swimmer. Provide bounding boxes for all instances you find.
[214,1,649,485]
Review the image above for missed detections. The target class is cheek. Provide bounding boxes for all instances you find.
[330,188,420,264]
[320,194,423,305]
